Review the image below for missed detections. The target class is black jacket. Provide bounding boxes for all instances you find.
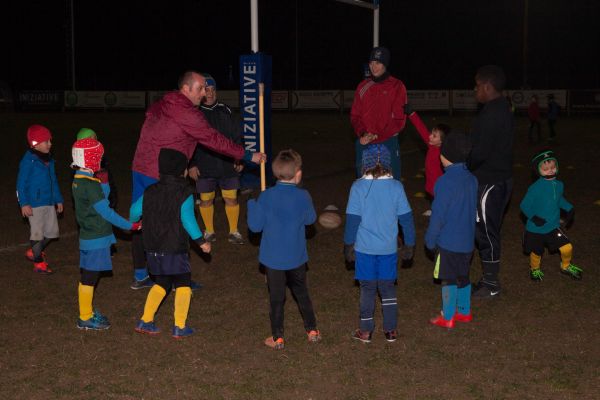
[190,102,242,178]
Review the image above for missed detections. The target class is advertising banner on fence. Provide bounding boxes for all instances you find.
[407,90,449,110]
[569,90,600,111]
[218,90,240,109]
[17,90,63,110]
[452,90,478,111]
[65,91,146,109]
[343,90,355,110]
[292,90,342,110]
[271,90,289,109]
[507,90,567,109]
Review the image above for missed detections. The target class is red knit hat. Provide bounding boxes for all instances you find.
[72,138,104,172]
[27,125,52,148]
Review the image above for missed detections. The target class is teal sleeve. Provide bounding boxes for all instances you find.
[181,195,202,240]
[93,199,133,231]
[129,195,144,222]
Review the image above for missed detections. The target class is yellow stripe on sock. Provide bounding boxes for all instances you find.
[141,285,167,323]
[78,283,94,321]
[174,287,192,329]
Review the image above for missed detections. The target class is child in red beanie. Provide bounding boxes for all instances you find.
[16,125,64,274]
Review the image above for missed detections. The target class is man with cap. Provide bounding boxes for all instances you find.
[350,46,408,180]
[188,74,245,245]
[130,71,266,289]
[425,131,478,328]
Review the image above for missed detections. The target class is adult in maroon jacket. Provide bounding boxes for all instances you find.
[130,71,265,289]
[350,47,408,180]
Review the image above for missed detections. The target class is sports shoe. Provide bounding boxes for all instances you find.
[203,231,216,243]
[453,312,473,323]
[561,263,582,280]
[33,261,53,275]
[77,313,111,331]
[93,310,109,324]
[130,276,154,290]
[307,330,322,343]
[135,320,161,335]
[227,231,245,245]
[352,329,372,343]
[384,330,397,342]
[530,269,544,281]
[471,280,501,298]
[25,248,46,262]
[172,325,195,339]
[264,336,285,350]
[430,313,455,328]
[190,280,203,291]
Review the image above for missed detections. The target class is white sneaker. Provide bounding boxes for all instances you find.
[422,210,432,217]
[228,231,244,245]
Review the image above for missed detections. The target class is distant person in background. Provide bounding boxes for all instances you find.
[129,71,265,289]
[527,95,541,144]
[189,74,245,245]
[350,46,408,180]
[468,65,515,299]
[547,94,560,143]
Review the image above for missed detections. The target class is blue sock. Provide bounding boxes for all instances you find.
[442,285,457,320]
[457,284,471,315]
[134,268,149,281]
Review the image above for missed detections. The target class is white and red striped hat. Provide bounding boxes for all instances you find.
[72,138,104,172]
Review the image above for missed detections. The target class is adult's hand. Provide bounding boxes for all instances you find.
[251,152,267,164]
[234,162,244,173]
[359,133,378,146]
[188,166,200,181]
[21,205,33,217]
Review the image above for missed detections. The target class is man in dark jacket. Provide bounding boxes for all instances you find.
[189,74,245,245]
[468,65,515,299]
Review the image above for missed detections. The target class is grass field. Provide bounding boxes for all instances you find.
[1,110,599,399]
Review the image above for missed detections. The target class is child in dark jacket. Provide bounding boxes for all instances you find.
[130,148,211,339]
[520,150,581,281]
[425,132,478,329]
[16,125,64,274]
[247,149,321,350]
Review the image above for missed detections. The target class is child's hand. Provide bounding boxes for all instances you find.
[21,205,33,217]
[359,133,378,145]
[531,215,546,227]
[343,244,355,263]
[400,245,415,269]
[56,203,64,214]
[131,222,142,231]
[200,242,211,253]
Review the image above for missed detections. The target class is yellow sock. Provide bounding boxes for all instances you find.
[141,285,167,323]
[174,286,192,329]
[529,252,542,270]
[559,243,573,269]
[78,283,94,321]
[225,204,240,233]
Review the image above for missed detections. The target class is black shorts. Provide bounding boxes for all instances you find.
[523,228,570,255]
[146,252,191,275]
[433,248,473,280]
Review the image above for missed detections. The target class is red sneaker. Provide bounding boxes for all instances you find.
[33,261,54,275]
[25,248,46,262]
[454,312,473,323]
[430,314,455,328]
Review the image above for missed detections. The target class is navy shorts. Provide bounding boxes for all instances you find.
[523,228,570,255]
[433,248,472,280]
[196,176,240,194]
[146,252,191,275]
[80,247,112,272]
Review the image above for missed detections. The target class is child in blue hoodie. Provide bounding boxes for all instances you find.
[16,125,64,274]
[520,150,581,281]
[425,131,478,329]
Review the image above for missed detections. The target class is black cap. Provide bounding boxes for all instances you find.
[158,148,188,176]
[441,131,472,164]
[369,47,390,68]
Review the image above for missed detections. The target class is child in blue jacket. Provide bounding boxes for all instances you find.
[425,132,478,329]
[247,149,321,350]
[520,150,581,280]
[16,125,64,274]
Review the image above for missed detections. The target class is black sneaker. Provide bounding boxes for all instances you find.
[352,329,372,343]
[384,330,397,342]
[472,280,501,298]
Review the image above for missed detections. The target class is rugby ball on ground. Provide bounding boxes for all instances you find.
[318,212,342,229]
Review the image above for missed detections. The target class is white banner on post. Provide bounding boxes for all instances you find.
[407,90,449,110]
[292,90,342,110]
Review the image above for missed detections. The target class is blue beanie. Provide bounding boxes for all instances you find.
[362,144,391,172]
[203,73,216,89]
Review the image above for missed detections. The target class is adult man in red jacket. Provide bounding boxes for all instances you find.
[130,71,265,289]
[350,47,408,180]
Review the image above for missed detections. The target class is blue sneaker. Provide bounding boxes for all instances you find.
[77,313,110,331]
[190,281,203,291]
[172,325,195,339]
[93,310,109,324]
[130,276,154,290]
[135,320,161,335]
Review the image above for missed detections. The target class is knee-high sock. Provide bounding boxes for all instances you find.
[529,252,542,270]
[441,284,457,320]
[457,284,471,315]
[199,192,216,233]
[174,287,192,329]
[225,204,240,233]
[78,283,94,321]
[559,243,573,269]
[141,285,167,323]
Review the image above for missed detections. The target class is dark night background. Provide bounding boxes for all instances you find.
[3,0,600,91]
